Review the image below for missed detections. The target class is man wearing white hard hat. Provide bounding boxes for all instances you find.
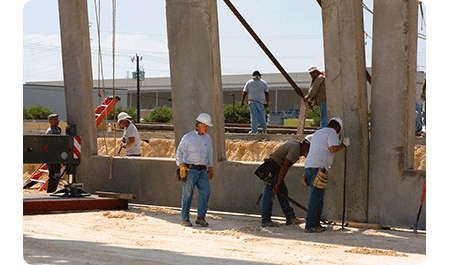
[303,117,350,233]
[117,112,141,156]
[176,113,214,227]
[305,65,327,128]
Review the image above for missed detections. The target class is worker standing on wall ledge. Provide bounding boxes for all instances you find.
[240,70,270,134]
[304,117,350,233]
[259,136,312,227]
[176,113,214,227]
[305,65,327,129]
[46,113,63,193]
[117,112,141,156]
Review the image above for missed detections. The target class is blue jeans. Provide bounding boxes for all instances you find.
[305,168,325,229]
[261,172,295,223]
[319,101,328,129]
[249,102,267,133]
[181,168,210,220]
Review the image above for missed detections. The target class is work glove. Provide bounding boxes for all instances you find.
[179,163,190,180]
[207,167,214,180]
[342,137,350,148]
[120,142,127,148]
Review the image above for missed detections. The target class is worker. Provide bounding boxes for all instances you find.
[240,70,270,134]
[261,137,312,227]
[176,113,214,227]
[46,113,63,193]
[305,65,327,128]
[117,112,141,156]
[304,117,350,233]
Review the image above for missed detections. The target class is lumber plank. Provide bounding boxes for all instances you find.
[95,191,136,200]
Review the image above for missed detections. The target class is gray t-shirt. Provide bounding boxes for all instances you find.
[270,140,302,166]
[243,77,269,104]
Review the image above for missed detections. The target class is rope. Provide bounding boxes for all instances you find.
[93,0,109,155]
[112,0,118,155]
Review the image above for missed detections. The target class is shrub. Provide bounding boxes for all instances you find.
[107,106,137,122]
[306,105,321,126]
[24,105,53,120]
[224,102,250,124]
[144,107,173,123]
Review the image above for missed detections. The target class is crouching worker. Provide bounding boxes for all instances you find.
[304,117,350,233]
[256,137,311,227]
[117,112,141,156]
[176,113,214,227]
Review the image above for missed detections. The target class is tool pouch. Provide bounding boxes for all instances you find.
[176,168,186,183]
[254,158,281,183]
[313,168,328,189]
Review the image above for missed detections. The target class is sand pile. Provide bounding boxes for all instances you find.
[414,146,426,170]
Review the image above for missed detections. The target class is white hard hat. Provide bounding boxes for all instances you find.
[329,117,343,131]
[196,113,213,127]
[308,65,318,73]
[117,112,131,122]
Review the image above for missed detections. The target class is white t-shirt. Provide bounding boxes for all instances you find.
[243,78,269,104]
[305,128,340,169]
[123,123,141,155]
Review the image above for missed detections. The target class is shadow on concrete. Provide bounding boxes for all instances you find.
[23,233,273,265]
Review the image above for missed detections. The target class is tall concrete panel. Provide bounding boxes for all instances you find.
[58,0,97,158]
[321,0,369,222]
[166,0,226,162]
[369,0,422,226]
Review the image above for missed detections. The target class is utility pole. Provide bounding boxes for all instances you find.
[131,54,143,123]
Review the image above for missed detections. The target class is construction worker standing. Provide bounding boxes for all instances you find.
[176,113,214,227]
[240,70,269,134]
[117,112,141,156]
[261,137,311,227]
[46,114,62,193]
[304,117,349,233]
[305,65,327,128]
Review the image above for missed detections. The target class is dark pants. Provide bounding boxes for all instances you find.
[261,172,295,223]
[46,163,61,193]
[305,168,325,229]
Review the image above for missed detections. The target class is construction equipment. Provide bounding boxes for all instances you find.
[413,180,426,233]
[95,95,121,127]
[23,134,89,197]
[24,96,121,190]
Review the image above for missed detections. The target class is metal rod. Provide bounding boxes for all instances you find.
[222,0,304,98]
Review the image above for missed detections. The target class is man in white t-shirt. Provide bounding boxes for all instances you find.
[117,112,141,156]
[240,70,269,134]
[304,117,350,233]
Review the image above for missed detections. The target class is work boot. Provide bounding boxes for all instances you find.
[195,217,209,227]
[305,225,326,233]
[261,221,280,228]
[286,217,305,225]
[181,219,192,227]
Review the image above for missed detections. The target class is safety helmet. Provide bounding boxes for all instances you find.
[117,112,131,122]
[329,117,343,132]
[196,113,213,127]
[307,65,318,73]
[252,70,261,77]
[302,134,313,145]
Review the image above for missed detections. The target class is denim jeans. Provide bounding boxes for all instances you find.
[181,168,210,220]
[319,101,328,129]
[249,102,267,133]
[305,168,325,229]
[261,172,296,223]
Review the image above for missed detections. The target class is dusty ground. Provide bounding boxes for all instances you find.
[23,204,425,265]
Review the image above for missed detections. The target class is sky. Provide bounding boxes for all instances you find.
[21,0,426,83]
